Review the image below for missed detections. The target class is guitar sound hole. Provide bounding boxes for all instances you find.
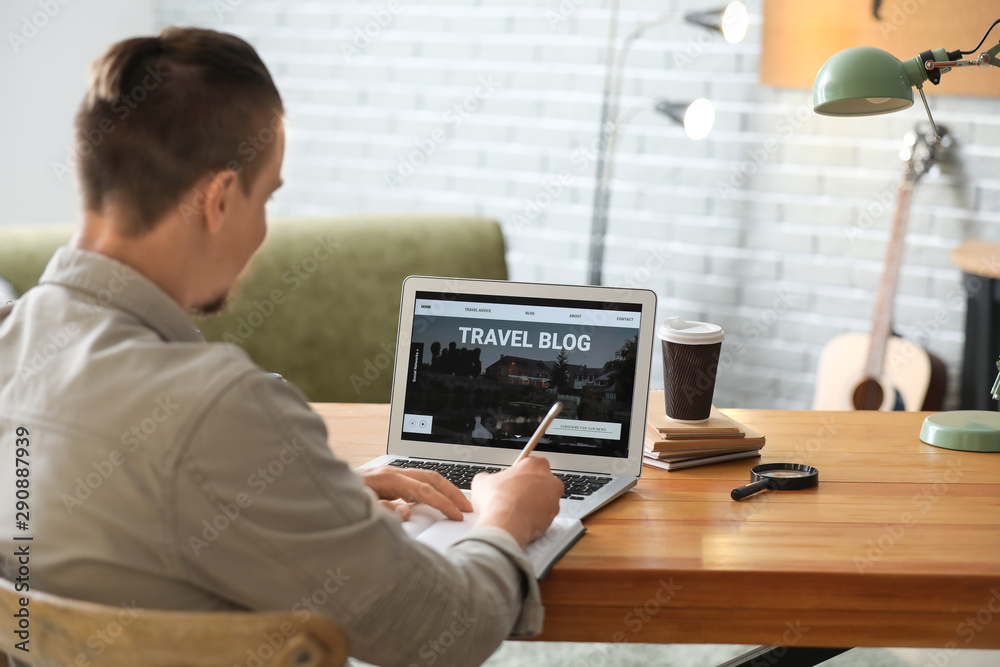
[853,379,885,410]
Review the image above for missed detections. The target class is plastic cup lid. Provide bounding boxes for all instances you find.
[657,317,725,344]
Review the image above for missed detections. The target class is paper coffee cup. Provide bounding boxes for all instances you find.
[657,317,725,422]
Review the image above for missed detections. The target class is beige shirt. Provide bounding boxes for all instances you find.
[0,247,542,667]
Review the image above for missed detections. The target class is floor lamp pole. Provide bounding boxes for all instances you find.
[587,0,620,286]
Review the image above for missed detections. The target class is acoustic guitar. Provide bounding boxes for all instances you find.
[813,125,949,412]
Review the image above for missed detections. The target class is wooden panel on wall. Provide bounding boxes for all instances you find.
[761,0,1000,97]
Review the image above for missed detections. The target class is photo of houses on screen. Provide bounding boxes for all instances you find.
[403,313,639,458]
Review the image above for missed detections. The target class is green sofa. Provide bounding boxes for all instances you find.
[0,216,508,402]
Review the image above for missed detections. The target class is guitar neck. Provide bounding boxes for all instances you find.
[865,180,915,379]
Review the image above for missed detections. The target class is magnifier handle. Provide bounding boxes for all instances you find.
[731,479,771,501]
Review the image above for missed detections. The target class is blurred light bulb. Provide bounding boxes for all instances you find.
[722,2,749,44]
[866,97,891,104]
[683,98,715,140]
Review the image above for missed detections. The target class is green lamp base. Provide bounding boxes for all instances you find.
[920,411,1000,452]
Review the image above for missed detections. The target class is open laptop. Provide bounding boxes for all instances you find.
[359,276,657,519]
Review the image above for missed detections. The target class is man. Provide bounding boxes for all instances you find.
[0,28,563,666]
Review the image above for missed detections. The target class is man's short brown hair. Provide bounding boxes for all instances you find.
[75,27,283,235]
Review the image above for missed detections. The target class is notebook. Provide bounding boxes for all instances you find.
[402,504,585,579]
[359,276,658,520]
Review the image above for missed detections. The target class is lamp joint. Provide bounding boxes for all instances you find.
[919,49,942,84]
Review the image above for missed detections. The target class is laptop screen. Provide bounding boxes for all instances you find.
[398,289,644,459]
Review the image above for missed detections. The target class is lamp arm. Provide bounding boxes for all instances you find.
[926,43,999,68]
[600,101,656,190]
[624,12,685,44]
[608,13,684,137]
[934,41,1000,68]
[907,42,1000,142]
[919,41,1000,71]
[988,41,1000,67]
[915,87,942,144]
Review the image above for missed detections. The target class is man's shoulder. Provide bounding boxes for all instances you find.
[120,338,265,408]
[136,337,259,376]
[0,282,297,441]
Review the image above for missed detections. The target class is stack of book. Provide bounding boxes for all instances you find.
[643,390,765,471]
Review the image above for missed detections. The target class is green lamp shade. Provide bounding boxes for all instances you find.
[813,46,915,116]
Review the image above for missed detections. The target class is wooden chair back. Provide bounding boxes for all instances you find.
[0,577,348,666]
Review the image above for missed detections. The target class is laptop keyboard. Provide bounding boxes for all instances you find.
[387,459,613,500]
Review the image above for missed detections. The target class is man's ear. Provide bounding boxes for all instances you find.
[202,170,240,234]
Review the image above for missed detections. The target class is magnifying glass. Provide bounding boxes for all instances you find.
[730,463,819,501]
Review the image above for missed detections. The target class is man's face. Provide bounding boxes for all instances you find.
[193,118,285,316]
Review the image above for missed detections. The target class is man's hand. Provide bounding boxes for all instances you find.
[471,456,564,549]
[359,466,473,521]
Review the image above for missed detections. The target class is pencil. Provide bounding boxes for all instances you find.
[513,401,563,464]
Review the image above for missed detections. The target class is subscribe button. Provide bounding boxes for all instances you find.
[547,419,621,440]
[403,414,433,434]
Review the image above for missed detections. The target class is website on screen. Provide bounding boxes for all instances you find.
[400,291,641,458]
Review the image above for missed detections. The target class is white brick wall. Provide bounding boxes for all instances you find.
[150,0,1000,409]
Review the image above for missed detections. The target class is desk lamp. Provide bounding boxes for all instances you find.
[811,19,1000,452]
[813,19,1000,142]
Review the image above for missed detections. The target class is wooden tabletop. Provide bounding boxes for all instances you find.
[312,403,1000,649]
